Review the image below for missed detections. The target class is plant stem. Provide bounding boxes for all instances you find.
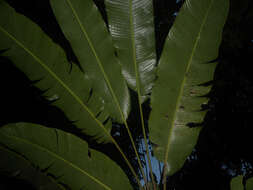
[128,0,156,188]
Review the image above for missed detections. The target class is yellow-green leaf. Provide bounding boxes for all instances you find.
[246,177,253,190]
[231,175,244,190]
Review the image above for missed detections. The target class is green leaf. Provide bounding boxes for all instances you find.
[50,0,130,122]
[0,1,113,143]
[230,175,244,190]
[105,1,157,184]
[149,0,229,175]
[0,146,64,190]
[246,177,253,190]
[233,176,253,190]
[105,0,156,97]
[0,123,133,190]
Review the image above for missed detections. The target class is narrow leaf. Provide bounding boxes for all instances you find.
[149,0,229,175]
[0,123,133,190]
[105,0,156,97]
[0,1,111,143]
[0,146,64,190]
[50,0,130,122]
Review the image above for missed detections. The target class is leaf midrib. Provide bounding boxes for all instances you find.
[63,1,145,187]
[163,0,214,165]
[1,132,111,190]
[128,0,156,187]
[0,25,112,141]
[0,145,66,190]
[1,5,141,186]
[65,0,126,122]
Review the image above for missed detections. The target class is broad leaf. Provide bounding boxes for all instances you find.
[246,177,253,190]
[0,123,133,190]
[230,175,244,190]
[0,1,113,143]
[104,1,157,183]
[149,0,229,175]
[231,176,253,190]
[0,146,64,190]
[105,0,156,97]
[50,0,130,122]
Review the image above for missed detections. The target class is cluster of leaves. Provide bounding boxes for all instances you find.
[164,0,253,189]
[0,0,229,189]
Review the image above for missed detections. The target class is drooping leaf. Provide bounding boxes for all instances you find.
[149,0,229,175]
[0,146,64,190]
[105,0,156,97]
[230,175,244,190]
[50,0,130,122]
[246,177,253,190]
[0,1,113,143]
[0,123,133,190]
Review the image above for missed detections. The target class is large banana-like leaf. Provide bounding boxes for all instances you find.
[0,123,133,190]
[149,0,229,175]
[0,1,114,143]
[230,175,244,190]
[246,177,253,190]
[50,0,130,122]
[231,176,253,190]
[0,146,64,190]
[105,0,156,97]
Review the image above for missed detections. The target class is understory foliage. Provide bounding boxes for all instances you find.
[0,0,242,189]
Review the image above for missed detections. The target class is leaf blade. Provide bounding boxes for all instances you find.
[149,0,229,175]
[105,0,156,96]
[230,176,244,190]
[0,146,64,190]
[0,1,111,143]
[0,123,133,190]
[246,177,253,190]
[50,0,130,122]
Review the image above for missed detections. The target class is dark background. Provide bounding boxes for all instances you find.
[0,0,253,189]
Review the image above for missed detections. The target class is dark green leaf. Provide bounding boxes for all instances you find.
[0,123,133,190]
[0,146,64,190]
[105,0,156,97]
[149,0,229,175]
[50,0,130,122]
[0,1,113,143]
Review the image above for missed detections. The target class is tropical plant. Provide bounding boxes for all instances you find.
[0,0,229,189]
[230,175,253,190]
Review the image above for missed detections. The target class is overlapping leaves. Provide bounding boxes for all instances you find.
[0,123,132,190]
[0,0,230,189]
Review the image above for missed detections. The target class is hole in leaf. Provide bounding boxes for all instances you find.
[88,149,92,159]
[186,122,203,128]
